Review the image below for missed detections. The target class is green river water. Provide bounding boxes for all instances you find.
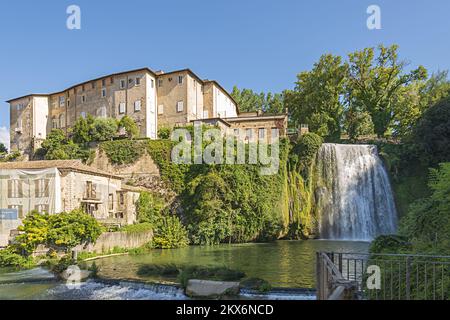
[0,240,369,300]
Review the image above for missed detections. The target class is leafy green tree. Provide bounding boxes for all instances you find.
[40,129,81,160]
[413,96,450,165]
[343,105,374,141]
[16,209,103,255]
[285,54,348,141]
[72,114,95,145]
[400,163,450,254]
[347,44,427,137]
[119,116,139,139]
[152,215,189,249]
[231,87,284,114]
[91,118,118,142]
[0,142,7,155]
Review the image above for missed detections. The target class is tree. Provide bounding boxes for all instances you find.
[40,129,81,160]
[119,116,139,139]
[413,96,450,166]
[91,118,118,142]
[72,114,95,145]
[231,87,285,114]
[347,44,427,137]
[0,142,7,155]
[285,54,348,140]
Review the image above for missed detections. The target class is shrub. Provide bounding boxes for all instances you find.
[0,247,34,269]
[158,127,172,139]
[100,140,145,165]
[290,132,323,173]
[119,116,139,139]
[152,215,189,249]
[16,209,103,255]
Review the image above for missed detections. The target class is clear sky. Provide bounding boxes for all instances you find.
[1,0,450,148]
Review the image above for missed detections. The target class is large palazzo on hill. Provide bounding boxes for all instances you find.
[6,67,288,159]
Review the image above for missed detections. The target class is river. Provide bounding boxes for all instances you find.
[0,240,369,300]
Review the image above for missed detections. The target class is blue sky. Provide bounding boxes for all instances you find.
[1,0,450,148]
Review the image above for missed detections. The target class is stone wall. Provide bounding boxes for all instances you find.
[89,148,160,178]
[32,230,153,256]
[75,230,153,253]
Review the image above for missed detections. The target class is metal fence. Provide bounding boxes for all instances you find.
[319,252,450,300]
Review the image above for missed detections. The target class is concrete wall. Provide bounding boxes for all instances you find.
[74,230,153,253]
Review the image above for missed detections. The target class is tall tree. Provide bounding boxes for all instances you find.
[285,54,347,140]
[347,44,427,137]
[231,87,285,114]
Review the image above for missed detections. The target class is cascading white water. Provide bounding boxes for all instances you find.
[315,144,397,241]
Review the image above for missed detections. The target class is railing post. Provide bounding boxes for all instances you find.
[405,256,411,300]
[316,252,321,300]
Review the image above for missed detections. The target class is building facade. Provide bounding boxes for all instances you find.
[0,160,140,247]
[7,68,241,158]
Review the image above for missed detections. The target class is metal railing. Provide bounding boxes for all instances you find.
[318,252,450,300]
[316,252,358,300]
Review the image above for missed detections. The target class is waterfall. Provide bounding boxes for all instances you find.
[315,144,397,241]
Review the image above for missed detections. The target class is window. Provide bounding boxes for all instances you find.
[102,79,106,87]
[176,101,184,112]
[151,79,154,88]
[135,77,141,86]
[234,129,239,136]
[119,193,125,206]
[81,95,86,103]
[258,128,266,140]
[246,129,253,140]
[203,110,209,118]
[119,102,126,114]
[35,179,50,198]
[97,107,107,118]
[178,75,183,85]
[120,79,126,89]
[80,112,87,119]
[158,105,164,115]
[110,77,114,84]
[59,96,65,107]
[134,100,141,112]
[81,85,85,92]
[101,88,106,98]
[85,181,97,199]
[67,99,70,108]
[52,116,58,129]
[59,113,66,128]
[8,180,22,198]
[271,128,279,141]
[158,79,163,87]
[108,194,114,211]
[91,82,95,89]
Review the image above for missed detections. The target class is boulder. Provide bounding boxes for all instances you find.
[185,279,240,298]
[60,266,92,282]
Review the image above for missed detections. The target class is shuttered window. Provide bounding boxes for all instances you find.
[134,100,141,112]
[119,103,126,114]
[35,179,50,198]
[176,101,184,112]
[8,180,22,198]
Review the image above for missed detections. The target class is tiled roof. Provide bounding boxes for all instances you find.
[0,160,122,179]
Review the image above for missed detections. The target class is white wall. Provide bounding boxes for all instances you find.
[145,73,157,139]
[32,96,49,140]
[213,85,238,118]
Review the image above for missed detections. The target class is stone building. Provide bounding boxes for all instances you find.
[0,160,140,247]
[6,67,288,158]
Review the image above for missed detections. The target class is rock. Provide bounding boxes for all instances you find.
[60,266,92,282]
[185,279,240,298]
